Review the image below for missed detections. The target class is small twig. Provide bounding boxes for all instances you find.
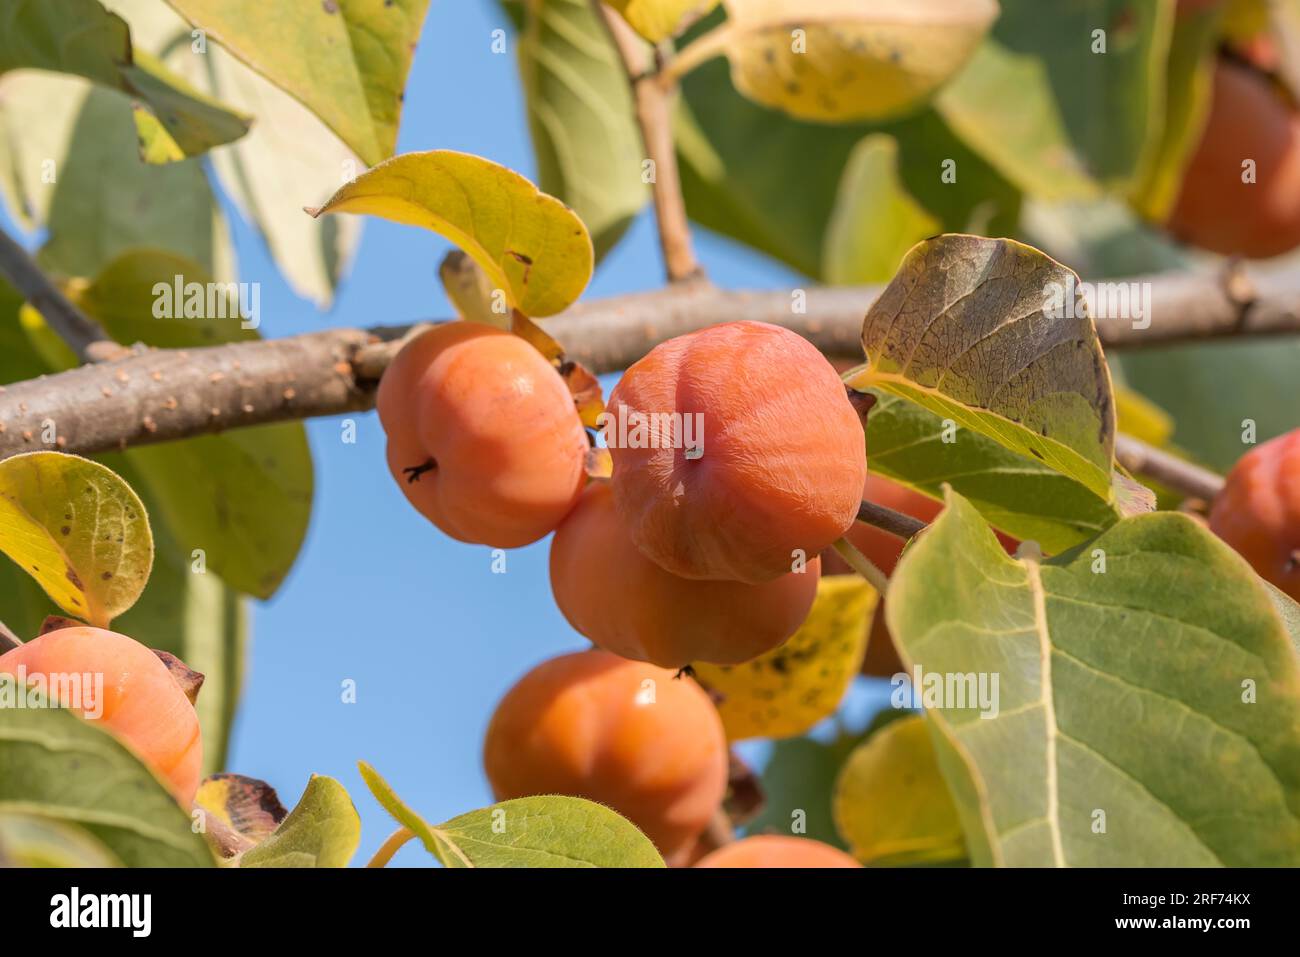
[593,2,704,283]
[0,227,123,363]
[366,827,414,868]
[1114,434,1225,502]
[856,499,929,542]
[833,536,890,595]
[657,20,731,88]
[0,619,21,653]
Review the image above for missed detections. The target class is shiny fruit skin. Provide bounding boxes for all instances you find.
[608,321,867,584]
[1209,429,1300,600]
[483,649,728,863]
[0,627,202,805]
[377,322,588,548]
[549,482,820,668]
[1167,59,1300,259]
[694,834,861,868]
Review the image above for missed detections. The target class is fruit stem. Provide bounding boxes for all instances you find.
[833,537,890,595]
[856,499,928,541]
[1114,434,1225,503]
[0,619,21,653]
[366,827,415,868]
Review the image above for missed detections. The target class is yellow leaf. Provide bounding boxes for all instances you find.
[607,0,719,42]
[1114,385,1175,448]
[694,574,876,741]
[308,150,593,318]
[0,452,153,628]
[718,0,999,123]
[832,714,967,866]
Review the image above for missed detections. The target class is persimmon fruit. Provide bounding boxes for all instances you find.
[376,321,588,548]
[694,834,861,868]
[1209,428,1300,600]
[607,321,867,584]
[482,649,728,863]
[1166,58,1300,259]
[549,482,820,668]
[0,626,203,806]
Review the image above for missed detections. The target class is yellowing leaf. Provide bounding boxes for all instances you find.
[195,773,287,859]
[0,452,152,627]
[1114,385,1174,448]
[694,574,876,741]
[309,151,594,318]
[165,0,430,167]
[848,235,1118,504]
[608,0,719,42]
[717,0,999,123]
[833,714,966,866]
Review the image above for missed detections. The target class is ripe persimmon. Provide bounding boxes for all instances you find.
[377,321,588,548]
[1209,429,1300,600]
[607,321,867,584]
[483,649,728,863]
[694,834,861,868]
[549,482,820,668]
[0,627,202,805]
[1167,58,1300,258]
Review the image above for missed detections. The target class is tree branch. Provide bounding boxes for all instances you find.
[0,227,123,363]
[856,499,928,541]
[2,267,1300,460]
[593,2,703,283]
[1114,434,1225,502]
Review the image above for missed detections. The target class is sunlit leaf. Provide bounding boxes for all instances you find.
[240,775,360,868]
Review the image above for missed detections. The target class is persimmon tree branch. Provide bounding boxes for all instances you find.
[1,269,1299,461]
[1114,434,1225,501]
[593,1,704,283]
[0,227,124,363]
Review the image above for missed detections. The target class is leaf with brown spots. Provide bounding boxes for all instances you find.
[194,773,287,859]
[713,0,998,123]
[0,451,153,627]
[693,574,877,741]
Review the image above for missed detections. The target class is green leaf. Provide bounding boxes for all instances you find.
[608,0,718,42]
[743,730,864,850]
[676,52,1020,279]
[27,84,232,280]
[309,151,594,318]
[822,134,942,284]
[850,235,1118,504]
[510,0,648,261]
[0,812,122,867]
[714,0,998,123]
[241,775,360,868]
[694,575,876,741]
[887,490,1300,866]
[833,714,967,866]
[0,72,85,231]
[865,390,1126,554]
[0,677,214,867]
[0,452,153,627]
[0,0,249,160]
[165,0,430,167]
[359,762,665,867]
[934,40,1100,201]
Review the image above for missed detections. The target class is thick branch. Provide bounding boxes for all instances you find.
[594,2,703,283]
[2,268,1300,460]
[0,227,122,363]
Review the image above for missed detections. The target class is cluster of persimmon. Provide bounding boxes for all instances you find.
[0,624,203,806]
[380,318,870,864]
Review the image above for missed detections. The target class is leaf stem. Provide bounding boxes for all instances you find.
[857,498,928,541]
[1114,434,1225,503]
[0,619,21,653]
[657,21,731,88]
[833,536,890,595]
[592,1,705,284]
[366,826,414,868]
